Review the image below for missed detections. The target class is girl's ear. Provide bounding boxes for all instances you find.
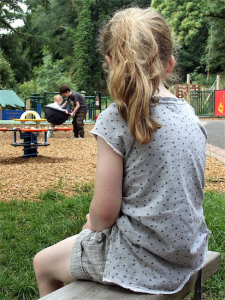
[166,55,175,75]
[105,55,112,66]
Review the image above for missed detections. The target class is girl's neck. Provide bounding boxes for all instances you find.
[154,81,177,99]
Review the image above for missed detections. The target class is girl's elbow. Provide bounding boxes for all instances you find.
[99,209,118,225]
[90,208,119,231]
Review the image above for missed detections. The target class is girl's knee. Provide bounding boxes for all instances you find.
[34,236,77,283]
[33,251,42,274]
[33,249,49,278]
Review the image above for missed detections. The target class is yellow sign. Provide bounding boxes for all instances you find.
[218,95,224,114]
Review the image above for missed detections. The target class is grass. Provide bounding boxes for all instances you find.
[0,186,92,300]
[201,191,225,299]
[0,187,224,299]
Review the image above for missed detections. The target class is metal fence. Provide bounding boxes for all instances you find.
[190,90,215,117]
[25,91,109,121]
[25,90,218,119]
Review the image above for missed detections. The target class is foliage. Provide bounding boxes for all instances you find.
[0,0,24,33]
[203,0,225,73]
[0,50,16,89]
[0,33,32,83]
[151,0,208,79]
[0,1,32,88]
[72,0,95,93]
[18,80,38,100]
[23,0,77,61]
[33,50,76,95]
[190,72,218,88]
[17,51,76,99]
[151,0,225,82]
[0,0,225,92]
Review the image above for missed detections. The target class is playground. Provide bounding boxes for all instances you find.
[0,123,97,201]
[0,121,224,202]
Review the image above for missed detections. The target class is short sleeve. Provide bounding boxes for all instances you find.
[90,104,129,157]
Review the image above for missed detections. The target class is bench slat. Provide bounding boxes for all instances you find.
[39,251,221,300]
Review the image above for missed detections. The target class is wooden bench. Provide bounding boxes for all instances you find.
[39,251,221,300]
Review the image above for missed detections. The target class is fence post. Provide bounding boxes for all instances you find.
[187,74,191,104]
[43,92,47,106]
[216,75,221,90]
[26,98,31,110]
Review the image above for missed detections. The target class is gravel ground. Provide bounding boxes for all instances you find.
[0,124,224,201]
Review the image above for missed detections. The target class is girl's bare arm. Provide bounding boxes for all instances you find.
[89,136,123,232]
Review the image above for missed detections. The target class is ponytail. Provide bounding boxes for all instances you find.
[100,8,173,144]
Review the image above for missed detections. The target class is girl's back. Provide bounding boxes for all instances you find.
[91,97,209,293]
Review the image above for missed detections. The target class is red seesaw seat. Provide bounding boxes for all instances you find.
[53,127,72,131]
[20,128,49,132]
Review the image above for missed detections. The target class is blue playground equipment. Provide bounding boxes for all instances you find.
[9,110,48,158]
[11,127,49,158]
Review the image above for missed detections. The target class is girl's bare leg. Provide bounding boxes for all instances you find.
[33,235,77,297]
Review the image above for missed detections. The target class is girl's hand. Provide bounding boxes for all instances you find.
[82,214,92,230]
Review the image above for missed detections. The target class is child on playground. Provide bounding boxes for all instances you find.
[47,94,69,112]
[33,7,209,297]
[59,85,88,138]
[46,94,69,138]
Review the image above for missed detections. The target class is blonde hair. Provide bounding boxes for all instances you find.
[100,8,173,144]
[54,94,63,103]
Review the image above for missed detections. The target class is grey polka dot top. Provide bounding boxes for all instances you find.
[90,97,210,295]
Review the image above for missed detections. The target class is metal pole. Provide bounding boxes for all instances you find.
[216,75,221,90]
[187,74,191,104]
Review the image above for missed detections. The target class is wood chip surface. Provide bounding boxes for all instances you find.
[0,124,224,201]
[0,124,97,201]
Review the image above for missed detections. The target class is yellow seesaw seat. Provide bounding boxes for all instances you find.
[14,110,46,129]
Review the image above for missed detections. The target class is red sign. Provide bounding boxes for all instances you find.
[215,90,225,116]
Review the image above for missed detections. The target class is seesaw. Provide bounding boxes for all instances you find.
[0,110,72,158]
[44,105,70,125]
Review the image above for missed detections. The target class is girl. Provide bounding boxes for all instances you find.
[33,7,209,296]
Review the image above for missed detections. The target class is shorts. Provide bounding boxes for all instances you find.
[70,229,111,283]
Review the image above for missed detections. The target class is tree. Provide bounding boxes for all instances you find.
[23,0,77,61]
[0,1,28,87]
[72,0,152,93]
[72,0,95,93]
[0,32,31,83]
[34,50,75,95]
[151,0,208,80]
[0,0,153,93]
[0,0,24,34]
[151,0,225,83]
[203,0,225,74]
[0,50,16,89]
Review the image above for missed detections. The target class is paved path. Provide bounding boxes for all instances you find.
[201,120,225,165]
